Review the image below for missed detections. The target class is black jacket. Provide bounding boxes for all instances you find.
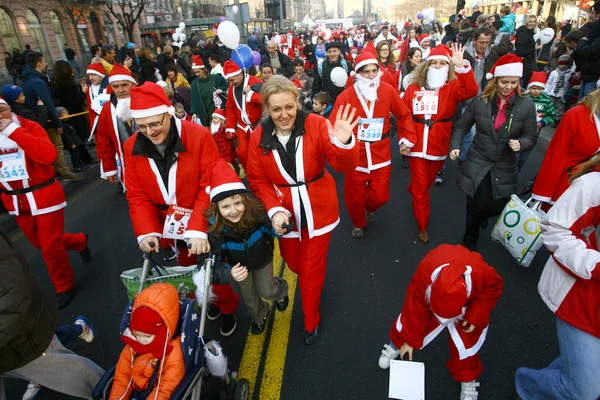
[9,101,48,128]
[0,228,58,373]
[261,51,295,78]
[515,25,536,60]
[575,24,600,82]
[311,57,350,102]
[463,36,512,90]
[450,94,538,199]
[139,56,159,84]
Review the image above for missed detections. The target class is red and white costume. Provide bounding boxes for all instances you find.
[247,111,359,332]
[224,61,263,170]
[85,63,111,136]
[124,82,239,315]
[0,105,86,294]
[400,46,478,233]
[389,244,503,382]
[532,105,600,205]
[331,52,414,229]
[95,64,136,185]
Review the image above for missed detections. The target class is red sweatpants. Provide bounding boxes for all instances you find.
[279,231,331,332]
[236,128,250,171]
[344,166,391,229]
[407,157,445,232]
[16,209,86,294]
[177,249,240,315]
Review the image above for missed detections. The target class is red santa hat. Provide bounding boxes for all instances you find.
[354,51,378,72]
[527,71,547,89]
[281,36,289,46]
[129,82,176,119]
[208,158,247,203]
[418,34,431,44]
[223,60,242,79]
[108,63,136,84]
[350,46,358,53]
[212,108,226,120]
[363,41,377,56]
[130,306,164,334]
[86,63,106,78]
[485,54,523,80]
[429,264,470,319]
[427,45,452,63]
[192,55,205,69]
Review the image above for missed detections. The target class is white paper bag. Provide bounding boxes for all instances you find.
[389,360,425,400]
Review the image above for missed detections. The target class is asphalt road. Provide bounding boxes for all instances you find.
[4,137,557,400]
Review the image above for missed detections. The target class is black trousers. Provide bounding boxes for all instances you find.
[465,173,508,241]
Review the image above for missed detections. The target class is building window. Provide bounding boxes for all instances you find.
[26,9,53,66]
[51,11,68,58]
[0,8,21,53]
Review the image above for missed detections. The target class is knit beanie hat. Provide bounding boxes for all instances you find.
[0,84,22,103]
[558,54,571,65]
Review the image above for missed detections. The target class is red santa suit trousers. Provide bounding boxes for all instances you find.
[280,230,331,333]
[236,129,251,171]
[344,165,391,229]
[408,157,445,232]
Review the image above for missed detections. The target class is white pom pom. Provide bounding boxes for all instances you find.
[486,72,494,80]
[205,341,228,378]
[350,71,356,77]
[193,268,216,308]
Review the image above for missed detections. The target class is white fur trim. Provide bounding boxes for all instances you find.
[2,122,19,136]
[354,57,378,72]
[212,113,226,120]
[86,69,105,78]
[182,230,208,239]
[157,80,167,88]
[108,74,136,84]
[205,341,228,378]
[193,268,216,306]
[224,69,242,79]
[0,99,7,105]
[485,72,494,80]
[528,82,546,89]
[427,55,450,63]
[192,64,206,69]
[454,60,472,74]
[493,62,523,78]
[210,182,246,202]
[131,104,175,119]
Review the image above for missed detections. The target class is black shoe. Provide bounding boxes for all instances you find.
[73,165,89,172]
[56,291,73,309]
[402,157,409,169]
[79,234,91,263]
[275,296,289,312]
[462,234,479,251]
[220,313,237,337]
[251,310,269,335]
[303,326,320,345]
[207,304,221,321]
[479,219,489,230]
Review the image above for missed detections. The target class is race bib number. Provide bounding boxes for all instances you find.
[162,205,193,240]
[536,112,543,122]
[0,151,29,182]
[412,91,439,115]
[357,118,384,142]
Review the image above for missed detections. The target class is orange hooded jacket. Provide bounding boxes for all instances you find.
[109,284,185,400]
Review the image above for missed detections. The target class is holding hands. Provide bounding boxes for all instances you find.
[271,211,290,236]
[326,104,359,144]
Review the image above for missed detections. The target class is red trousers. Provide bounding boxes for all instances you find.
[236,128,250,171]
[280,231,331,332]
[344,165,391,229]
[16,209,86,293]
[177,249,240,315]
[407,157,445,232]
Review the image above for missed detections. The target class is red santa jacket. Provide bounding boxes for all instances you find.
[400,62,478,160]
[225,75,263,135]
[389,244,503,353]
[0,115,65,216]
[331,82,414,173]
[532,105,600,204]
[213,124,237,163]
[96,96,128,183]
[247,111,359,239]
[124,118,220,243]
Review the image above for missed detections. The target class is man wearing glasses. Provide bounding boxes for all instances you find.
[123,82,240,335]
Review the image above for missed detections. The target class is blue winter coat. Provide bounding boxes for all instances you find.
[21,65,62,128]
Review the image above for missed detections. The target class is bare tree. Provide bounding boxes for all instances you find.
[101,0,148,43]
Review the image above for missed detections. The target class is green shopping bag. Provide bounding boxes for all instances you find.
[120,263,200,301]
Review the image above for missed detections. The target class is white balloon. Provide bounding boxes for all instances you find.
[180,34,186,41]
[540,27,555,45]
[324,28,332,41]
[178,41,184,48]
[274,34,281,44]
[172,33,180,41]
[218,20,241,49]
[179,22,186,30]
[330,66,348,88]
[232,5,239,14]
[175,27,181,34]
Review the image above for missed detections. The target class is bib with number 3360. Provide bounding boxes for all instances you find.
[412,91,439,115]
[0,151,29,183]
[357,118,385,142]
[162,205,193,240]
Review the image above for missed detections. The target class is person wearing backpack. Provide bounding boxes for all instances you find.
[311,42,351,103]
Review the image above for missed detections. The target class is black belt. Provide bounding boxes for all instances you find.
[278,169,325,188]
[155,204,170,210]
[413,116,452,128]
[1,178,55,195]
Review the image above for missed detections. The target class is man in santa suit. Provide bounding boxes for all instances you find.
[419,34,432,60]
[378,244,503,400]
[331,52,415,238]
[0,98,90,309]
[83,63,111,137]
[399,44,478,243]
[123,82,240,336]
[286,30,300,53]
[280,39,295,60]
[95,64,136,188]
[224,60,263,170]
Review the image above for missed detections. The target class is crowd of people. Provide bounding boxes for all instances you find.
[1,2,600,399]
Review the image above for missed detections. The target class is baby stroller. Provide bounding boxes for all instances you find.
[92,252,249,400]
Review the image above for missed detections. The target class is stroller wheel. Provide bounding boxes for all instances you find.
[233,379,249,400]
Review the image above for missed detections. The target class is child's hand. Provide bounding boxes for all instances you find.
[231,263,248,282]
[462,320,476,333]
[71,144,77,149]
[399,342,414,361]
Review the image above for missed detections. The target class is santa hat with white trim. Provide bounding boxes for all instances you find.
[192,55,205,69]
[207,158,247,203]
[418,33,431,44]
[223,60,242,79]
[212,108,226,120]
[485,54,523,81]
[527,71,547,89]
[108,63,136,84]
[86,63,106,78]
[427,45,452,63]
[354,51,378,72]
[0,97,7,106]
[129,81,175,119]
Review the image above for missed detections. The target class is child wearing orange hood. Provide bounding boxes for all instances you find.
[109,284,185,400]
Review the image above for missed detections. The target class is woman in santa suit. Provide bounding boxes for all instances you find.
[531,88,600,207]
[123,82,240,336]
[246,76,359,344]
[399,44,478,243]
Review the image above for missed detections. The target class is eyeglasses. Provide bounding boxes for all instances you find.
[137,113,166,133]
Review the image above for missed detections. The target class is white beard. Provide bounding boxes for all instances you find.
[210,123,221,134]
[427,65,449,90]
[355,72,381,102]
[115,97,132,121]
[0,134,19,151]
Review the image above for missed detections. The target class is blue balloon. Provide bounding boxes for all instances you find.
[232,44,254,70]
[316,49,325,58]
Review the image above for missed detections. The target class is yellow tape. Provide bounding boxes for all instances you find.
[47,110,90,122]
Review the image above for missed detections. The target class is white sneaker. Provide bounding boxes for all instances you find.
[74,316,95,343]
[22,382,42,400]
[378,343,400,369]
[460,381,480,400]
